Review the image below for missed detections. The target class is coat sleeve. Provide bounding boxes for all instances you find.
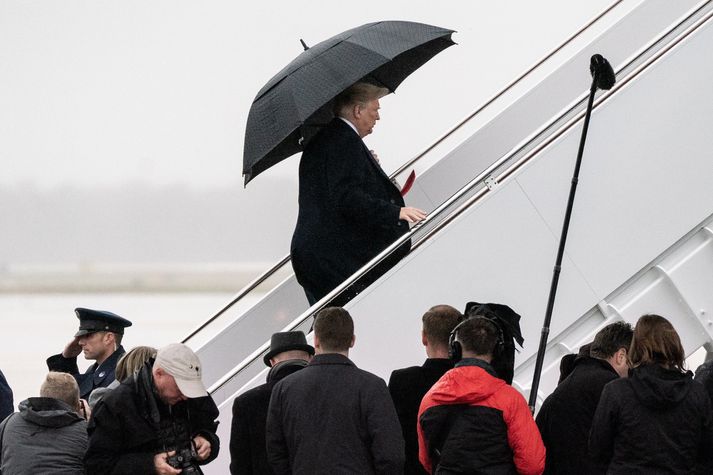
[534,397,553,471]
[46,353,80,375]
[504,391,545,475]
[265,383,291,475]
[189,396,220,466]
[588,383,617,467]
[365,379,405,474]
[387,371,410,437]
[84,401,155,475]
[696,387,713,472]
[416,395,434,474]
[0,369,13,421]
[230,397,252,475]
[325,137,402,228]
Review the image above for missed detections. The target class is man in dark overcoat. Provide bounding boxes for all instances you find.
[536,321,633,474]
[266,307,404,474]
[230,331,314,475]
[46,308,132,399]
[388,305,461,475]
[291,82,426,305]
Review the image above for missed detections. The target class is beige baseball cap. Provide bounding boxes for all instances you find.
[155,343,207,398]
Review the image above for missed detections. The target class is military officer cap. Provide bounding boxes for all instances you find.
[74,307,132,337]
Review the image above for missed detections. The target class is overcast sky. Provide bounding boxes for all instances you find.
[0,0,618,192]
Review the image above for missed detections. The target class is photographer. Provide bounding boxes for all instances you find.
[85,343,220,475]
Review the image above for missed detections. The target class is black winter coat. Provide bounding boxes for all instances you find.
[230,360,308,475]
[589,364,713,474]
[389,358,453,475]
[291,118,409,303]
[85,363,220,474]
[536,356,618,475]
[0,370,12,421]
[266,353,405,474]
[47,345,126,399]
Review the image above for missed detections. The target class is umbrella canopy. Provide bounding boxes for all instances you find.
[243,20,455,185]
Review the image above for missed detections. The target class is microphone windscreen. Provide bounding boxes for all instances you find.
[590,54,616,90]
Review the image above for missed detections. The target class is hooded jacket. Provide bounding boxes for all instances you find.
[589,364,713,474]
[417,359,545,475]
[0,397,87,475]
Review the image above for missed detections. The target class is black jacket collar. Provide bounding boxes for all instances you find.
[455,358,498,378]
[308,353,354,367]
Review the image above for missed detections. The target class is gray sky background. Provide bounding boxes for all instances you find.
[0,0,617,265]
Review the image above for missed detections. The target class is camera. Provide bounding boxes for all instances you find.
[166,446,204,475]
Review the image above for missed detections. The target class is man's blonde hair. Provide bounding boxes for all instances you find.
[40,372,80,411]
[333,82,389,118]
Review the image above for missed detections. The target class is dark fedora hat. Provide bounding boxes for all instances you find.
[263,331,314,366]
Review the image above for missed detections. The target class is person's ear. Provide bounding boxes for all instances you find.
[421,330,428,347]
[353,103,362,119]
[350,334,356,349]
[313,334,321,350]
[618,348,628,366]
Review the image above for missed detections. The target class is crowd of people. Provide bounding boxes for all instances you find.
[227,304,713,475]
[1,303,713,474]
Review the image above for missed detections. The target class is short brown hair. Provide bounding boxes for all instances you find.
[457,317,499,356]
[422,305,462,347]
[40,372,80,411]
[628,314,685,371]
[333,82,389,117]
[115,346,157,382]
[314,307,354,352]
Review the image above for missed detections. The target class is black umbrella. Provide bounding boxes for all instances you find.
[242,20,455,185]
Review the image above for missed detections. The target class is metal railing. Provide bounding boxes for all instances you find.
[208,0,713,397]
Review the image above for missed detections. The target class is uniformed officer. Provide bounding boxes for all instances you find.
[46,307,132,400]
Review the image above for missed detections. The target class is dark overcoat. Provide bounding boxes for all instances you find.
[84,363,220,474]
[388,358,453,475]
[0,369,13,421]
[291,118,409,303]
[47,345,126,400]
[535,356,618,475]
[230,360,307,475]
[266,353,404,475]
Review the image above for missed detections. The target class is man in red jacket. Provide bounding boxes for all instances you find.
[417,316,545,474]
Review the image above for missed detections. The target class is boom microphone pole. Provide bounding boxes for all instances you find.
[528,54,615,414]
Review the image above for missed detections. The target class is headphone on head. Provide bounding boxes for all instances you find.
[448,315,505,362]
